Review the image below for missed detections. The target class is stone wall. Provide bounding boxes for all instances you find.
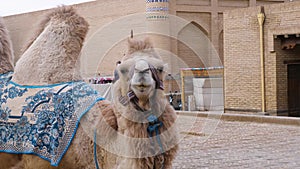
[224,6,262,113]
[3,0,294,113]
[224,1,300,115]
[3,0,145,76]
[3,0,287,77]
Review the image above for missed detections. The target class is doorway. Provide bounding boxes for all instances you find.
[288,64,300,117]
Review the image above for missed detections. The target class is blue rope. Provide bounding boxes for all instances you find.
[147,115,165,169]
[155,127,164,153]
[94,129,100,169]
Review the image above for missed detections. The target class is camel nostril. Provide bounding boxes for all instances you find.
[138,77,146,82]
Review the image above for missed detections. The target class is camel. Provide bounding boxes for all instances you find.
[106,37,179,169]
[0,16,24,169]
[0,17,14,74]
[0,6,117,169]
[1,5,178,169]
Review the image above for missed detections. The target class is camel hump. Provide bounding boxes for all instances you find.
[0,17,14,73]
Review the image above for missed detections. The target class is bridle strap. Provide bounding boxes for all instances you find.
[149,64,164,90]
[147,115,165,169]
[119,90,146,112]
[118,63,164,111]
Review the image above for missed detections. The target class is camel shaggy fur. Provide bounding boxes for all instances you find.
[0,17,14,74]
[3,6,178,169]
[3,6,117,169]
[12,6,87,85]
[107,38,179,169]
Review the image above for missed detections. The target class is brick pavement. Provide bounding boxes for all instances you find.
[173,115,300,169]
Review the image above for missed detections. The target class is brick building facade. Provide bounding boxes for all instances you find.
[3,0,289,75]
[224,1,300,116]
[3,0,297,113]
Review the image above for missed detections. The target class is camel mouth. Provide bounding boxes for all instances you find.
[132,84,152,92]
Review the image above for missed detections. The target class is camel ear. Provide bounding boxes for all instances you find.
[164,63,168,72]
[160,63,168,79]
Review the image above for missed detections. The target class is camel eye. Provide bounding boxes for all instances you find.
[120,68,128,74]
[157,67,164,73]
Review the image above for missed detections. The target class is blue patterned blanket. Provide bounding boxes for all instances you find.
[0,72,104,166]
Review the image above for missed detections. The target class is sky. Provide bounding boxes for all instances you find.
[0,0,95,16]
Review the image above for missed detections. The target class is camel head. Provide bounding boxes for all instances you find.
[115,38,167,112]
[12,6,89,85]
[0,17,14,74]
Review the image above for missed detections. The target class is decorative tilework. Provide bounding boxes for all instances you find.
[146,7,169,12]
[146,0,169,3]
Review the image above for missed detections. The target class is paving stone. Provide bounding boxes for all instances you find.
[173,116,300,168]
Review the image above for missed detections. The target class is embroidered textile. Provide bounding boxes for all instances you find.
[0,72,104,166]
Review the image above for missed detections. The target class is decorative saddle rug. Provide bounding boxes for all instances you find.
[0,72,104,166]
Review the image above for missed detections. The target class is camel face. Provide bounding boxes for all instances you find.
[130,59,156,99]
[118,54,166,103]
